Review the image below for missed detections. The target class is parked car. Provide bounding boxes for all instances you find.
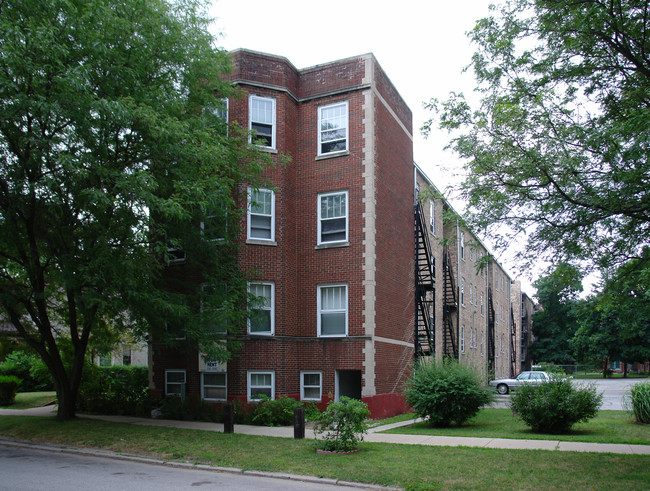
[489,371,552,395]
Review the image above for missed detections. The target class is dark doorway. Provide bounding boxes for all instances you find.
[336,370,362,400]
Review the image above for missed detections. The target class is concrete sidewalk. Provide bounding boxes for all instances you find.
[3,405,648,455]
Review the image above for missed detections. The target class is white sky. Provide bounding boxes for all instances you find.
[208,0,544,295]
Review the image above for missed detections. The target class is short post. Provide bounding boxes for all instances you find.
[223,403,234,434]
[293,406,305,439]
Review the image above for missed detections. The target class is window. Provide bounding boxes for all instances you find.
[460,232,465,260]
[99,354,111,367]
[167,241,185,265]
[318,101,348,155]
[202,372,227,401]
[165,370,186,398]
[122,348,131,366]
[249,96,275,148]
[318,284,348,336]
[318,191,348,244]
[201,283,228,335]
[480,292,484,316]
[201,195,228,242]
[301,371,322,401]
[429,200,435,235]
[248,371,274,401]
[469,282,474,305]
[248,188,275,241]
[461,278,465,306]
[248,282,274,335]
[461,325,465,353]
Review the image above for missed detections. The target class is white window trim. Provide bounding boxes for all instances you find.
[249,95,276,149]
[461,278,465,306]
[429,200,435,236]
[461,325,465,353]
[317,101,348,156]
[165,369,186,398]
[247,188,275,242]
[201,372,227,401]
[317,283,348,337]
[248,370,275,401]
[300,371,323,401]
[317,190,348,245]
[247,281,275,335]
[460,232,465,261]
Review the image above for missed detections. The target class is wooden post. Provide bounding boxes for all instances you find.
[223,403,234,434]
[294,406,305,439]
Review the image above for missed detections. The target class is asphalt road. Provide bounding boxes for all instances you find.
[0,444,362,491]
[490,377,645,410]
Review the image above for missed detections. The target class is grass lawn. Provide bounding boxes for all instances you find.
[0,392,56,410]
[384,408,650,445]
[0,415,649,490]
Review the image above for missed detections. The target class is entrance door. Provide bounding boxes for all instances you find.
[335,370,362,400]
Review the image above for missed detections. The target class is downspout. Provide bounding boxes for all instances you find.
[456,219,461,361]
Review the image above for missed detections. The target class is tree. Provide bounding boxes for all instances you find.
[530,263,583,364]
[574,254,650,374]
[424,0,650,271]
[0,0,269,420]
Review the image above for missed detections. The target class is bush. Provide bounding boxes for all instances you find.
[158,394,223,422]
[0,351,53,391]
[510,379,602,433]
[0,375,22,405]
[313,396,370,452]
[78,365,151,416]
[251,395,304,426]
[404,358,493,427]
[625,381,650,424]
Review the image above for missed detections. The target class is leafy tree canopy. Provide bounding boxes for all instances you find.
[0,0,270,419]
[424,0,650,272]
[530,263,583,364]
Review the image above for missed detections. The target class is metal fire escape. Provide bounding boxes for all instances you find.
[487,286,496,375]
[414,202,435,358]
[510,306,517,377]
[442,247,458,359]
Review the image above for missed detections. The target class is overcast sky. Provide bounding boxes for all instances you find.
[208,0,543,294]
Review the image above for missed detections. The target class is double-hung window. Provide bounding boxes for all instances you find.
[318,101,348,155]
[249,96,275,149]
[165,370,186,398]
[429,200,435,235]
[248,282,274,335]
[318,284,347,337]
[248,188,275,241]
[201,283,228,335]
[201,198,228,242]
[318,191,347,244]
[300,371,322,401]
[248,371,274,401]
[201,372,227,401]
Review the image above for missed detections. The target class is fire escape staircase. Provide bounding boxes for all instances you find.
[487,287,496,375]
[414,202,435,359]
[442,247,458,359]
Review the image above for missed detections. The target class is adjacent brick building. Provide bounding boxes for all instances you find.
[151,50,533,418]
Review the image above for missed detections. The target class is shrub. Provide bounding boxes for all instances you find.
[625,381,650,424]
[404,358,493,427]
[0,375,22,405]
[313,396,370,452]
[0,351,53,391]
[78,365,151,416]
[510,379,602,433]
[251,395,304,426]
[158,394,223,422]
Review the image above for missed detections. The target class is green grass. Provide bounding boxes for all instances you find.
[0,415,649,490]
[0,392,56,410]
[384,408,650,445]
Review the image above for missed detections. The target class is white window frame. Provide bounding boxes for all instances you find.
[201,372,227,401]
[461,325,465,353]
[247,188,275,242]
[318,284,348,337]
[247,281,274,335]
[318,101,348,156]
[318,191,348,245]
[300,371,322,401]
[165,369,186,398]
[429,200,435,235]
[249,95,276,149]
[460,232,465,260]
[461,278,465,306]
[248,370,275,401]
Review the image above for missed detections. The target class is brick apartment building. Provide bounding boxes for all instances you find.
[150,50,533,418]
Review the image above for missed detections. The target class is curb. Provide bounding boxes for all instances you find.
[0,437,400,490]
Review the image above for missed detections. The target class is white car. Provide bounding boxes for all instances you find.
[489,371,552,395]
